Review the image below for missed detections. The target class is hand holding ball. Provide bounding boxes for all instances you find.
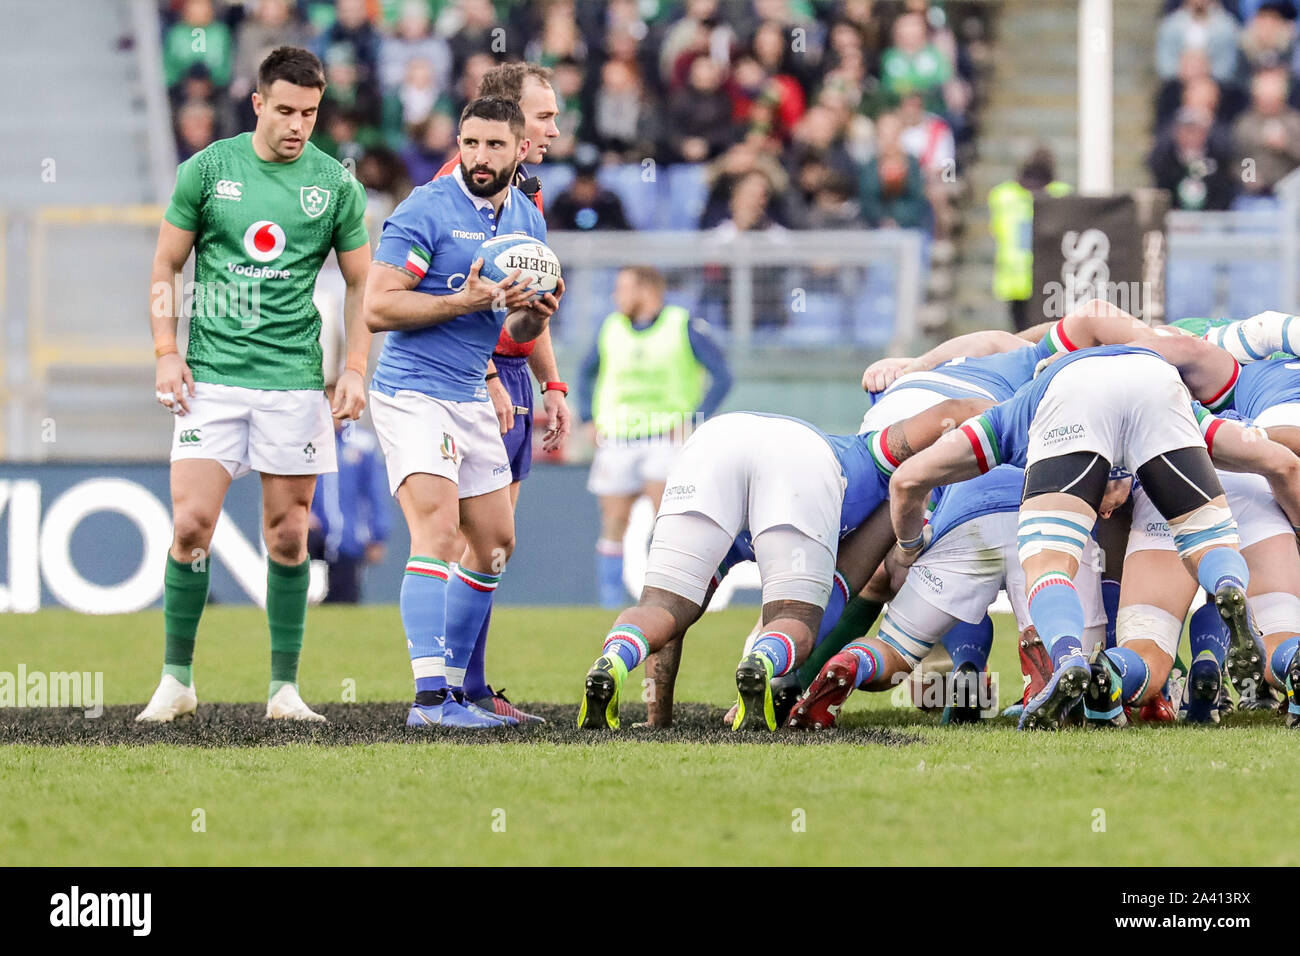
[474,233,562,303]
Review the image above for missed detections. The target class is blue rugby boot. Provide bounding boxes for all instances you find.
[1019,654,1090,731]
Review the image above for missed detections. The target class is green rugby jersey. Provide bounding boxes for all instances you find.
[164,133,369,390]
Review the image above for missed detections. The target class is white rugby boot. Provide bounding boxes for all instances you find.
[266,684,327,722]
[135,674,198,723]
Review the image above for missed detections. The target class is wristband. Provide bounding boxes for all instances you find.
[344,355,367,377]
[154,334,178,359]
[897,533,925,553]
[543,381,568,395]
[485,371,500,382]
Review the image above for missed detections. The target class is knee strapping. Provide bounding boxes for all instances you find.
[1250,592,1300,638]
[1169,504,1239,558]
[1017,510,1094,564]
[1117,604,1183,659]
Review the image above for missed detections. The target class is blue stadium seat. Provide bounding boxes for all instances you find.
[597,163,661,230]
[534,164,575,206]
[664,164,710,230]
[1165,257,1219,321]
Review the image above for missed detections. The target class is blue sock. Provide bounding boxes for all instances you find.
[462,604,492,701]
[815,572,851,646]
[401,557,450,694]
[751,631,797,676]
[1101,578,1121,649]
[1189,601,1230,667]
[1270,635,1300,685]
[1194,545,1248,594]
[443,565,501,691]
[596,539,626,609]
[1027,572,1086,667]
[1104,647,1150,704]
[942,614,994,671]
[844,641,881,687]
[602,624,649,672]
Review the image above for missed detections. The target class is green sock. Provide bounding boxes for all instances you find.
[162,553,210,686]
[796,597,884,688]
[266,556,311,696]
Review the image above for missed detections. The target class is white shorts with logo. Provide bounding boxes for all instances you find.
[369,389,511,498]
[858,373,996,434]
[170,382,336,479]
[1126,471,1290,556]
[882,511,1106,667]
[1253,402,1300,429]
[655,413,846,550]
[1027,353,1204,471]
[586,434,682,497]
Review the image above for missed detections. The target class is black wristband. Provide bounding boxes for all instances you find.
[485,372,499,381]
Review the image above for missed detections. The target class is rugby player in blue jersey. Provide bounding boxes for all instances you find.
[888,343,1300,730]
[575,399,986,732]
[363,97,563,729]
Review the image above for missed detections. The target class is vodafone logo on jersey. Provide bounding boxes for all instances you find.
[242,220,286,262]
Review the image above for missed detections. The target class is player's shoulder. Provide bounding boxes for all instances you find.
[297,141,360,185]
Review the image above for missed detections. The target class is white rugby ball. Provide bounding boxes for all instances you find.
[475,233,561,298]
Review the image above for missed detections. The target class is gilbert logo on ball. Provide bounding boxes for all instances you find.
[243,220,286,263]
[475,233,561,299]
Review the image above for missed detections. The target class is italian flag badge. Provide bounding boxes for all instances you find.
[405,244,431,279]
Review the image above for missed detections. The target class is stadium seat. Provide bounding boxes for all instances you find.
[664,164,710,230]
[534,164,575,205]
[597,163,662,231]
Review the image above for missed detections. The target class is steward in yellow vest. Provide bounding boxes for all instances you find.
[989,147,1070,331]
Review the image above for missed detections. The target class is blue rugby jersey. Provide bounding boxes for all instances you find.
[371,167,547,402]
[1232,358,1300,420]
[925,465,1026,546]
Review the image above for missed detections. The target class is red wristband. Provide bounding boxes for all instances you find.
[542,381,568,395]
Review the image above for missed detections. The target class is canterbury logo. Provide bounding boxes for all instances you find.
[178,429,202,444]
[215,180,242,200]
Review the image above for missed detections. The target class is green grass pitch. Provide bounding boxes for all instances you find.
[1,605,1298,866]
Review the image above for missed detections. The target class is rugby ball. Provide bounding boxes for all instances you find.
[475,233,561,299]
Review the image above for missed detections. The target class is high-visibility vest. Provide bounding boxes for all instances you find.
[989,179,1071,301]
[592,305,705,439]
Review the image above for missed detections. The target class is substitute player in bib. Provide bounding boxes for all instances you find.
[432,62,569,724]
[364,97,562,729]
[138,47,372,723]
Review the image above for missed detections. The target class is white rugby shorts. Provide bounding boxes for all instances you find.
[1126,471,1290,556]
[587,434,682,497]
[169,382,336,478]
[369,388,511,498]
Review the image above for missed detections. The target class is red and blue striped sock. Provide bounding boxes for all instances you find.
[603,624,649,672]
[815,572,852,646]
[444,565,501,691]
[402,556,450,695]
[843,641,881,687]
[1027,572,1085,668]
[751,631,798,677]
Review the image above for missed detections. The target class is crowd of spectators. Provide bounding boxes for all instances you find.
[1151,0,1300,210]
[159,0,990,241]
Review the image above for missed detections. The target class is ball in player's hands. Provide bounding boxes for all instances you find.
[475,233,561,302]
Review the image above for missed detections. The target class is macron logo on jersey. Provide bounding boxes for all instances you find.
[215,180,242,200]
[452,229,487,240]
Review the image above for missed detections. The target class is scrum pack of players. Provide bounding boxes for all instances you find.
[576,302,1300,733]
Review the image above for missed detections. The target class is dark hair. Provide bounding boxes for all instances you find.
[459,96,525,139]
[257,46,326,92]
[479,61,554,102]
[621,265,666,292]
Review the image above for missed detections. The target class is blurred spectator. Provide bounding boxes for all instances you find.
[592,58,661,161]
[441,0,504,75]
[859,113,929,229]
[1238,0,1297,80]
[356,146,412,231]
[163,0,234,90]
[401,112,456,183]
[548,56,585,162]
[879,11,949,115]
[175,99,218,159]
[230,0,309,103]
[1157,47,1249,126]
[524,0,589,66]
[1150,106,1238,209]
[713,168,781,236]
[897,91,956,238]
[707,170,789,329]
[547,145,632,230]
[379,0,452,96]
[729,32,806,144]
[1234,66,1300,200]
[1156,0,1240,85]
[751,17,815,98]
[902,0,973,133]
[317,0,382,107]
[988,147,1070,331]
[308,419,391,605]
[785,103,858,183]
[659,0,736,89]
[388,56,443,136]
[450,51,497,115]
[701,137,792,228]
[803,170,862,229]
[835,0,884,67]
[666,56,739,163]
[317,44,382,150]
